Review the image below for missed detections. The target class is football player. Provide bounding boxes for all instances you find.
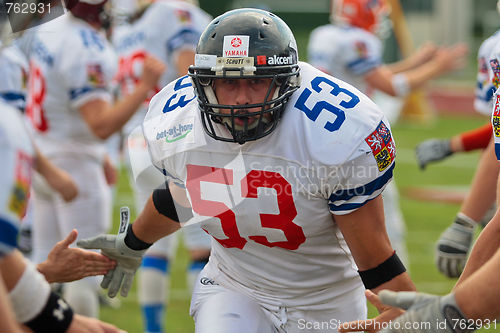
[343,198,500,332]
[79,8,418,332]
[307,0,468,268]
[374,249,500,333]
[112,1,212,331]
[415,26,500,170]
[0,93,124,333]
[0,39,80,258]
[416,4,500,278]
[0,46,121,329]
[25,0,164,318]
[0,42,28,111]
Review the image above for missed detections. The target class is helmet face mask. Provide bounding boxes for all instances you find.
[189,8,301,144]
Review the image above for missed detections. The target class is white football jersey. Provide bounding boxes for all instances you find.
[143,62,396,308]
[25,15,117,160]
[112,0,212,136]
[0,100,34,256]
[0,44,28,110]
[475,29,500,116]
[308,24,383,94]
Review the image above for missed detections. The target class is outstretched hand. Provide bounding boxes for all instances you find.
[433,43,469,74]
[37,229,116,283]
[78,207,147,298]
[339,290,404,332]
[67,314,127,333]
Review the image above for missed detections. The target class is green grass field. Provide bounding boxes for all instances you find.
[100,111,499,332]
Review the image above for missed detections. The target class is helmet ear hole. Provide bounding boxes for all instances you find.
[199,77,211,86]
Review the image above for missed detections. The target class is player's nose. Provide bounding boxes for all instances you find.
[234,81,252,105]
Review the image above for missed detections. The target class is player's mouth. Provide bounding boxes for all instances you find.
[234,116,256,127]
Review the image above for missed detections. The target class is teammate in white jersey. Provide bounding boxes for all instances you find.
[415,29,500,170]
[308,0,466,100]
[415,30,500,171]
[420,29,500,279]
[0,43,28,111]
[80,8,417,332]
[112,2,212,331]
[0,97,123,332]
[26,0,165,318]
[0,40,80,257]
[308,0,468,268]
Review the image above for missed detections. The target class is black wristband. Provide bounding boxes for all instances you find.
[24,291,73,333]
[124,224,153,251]
[358,251,406,289]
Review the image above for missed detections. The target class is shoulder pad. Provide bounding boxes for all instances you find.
[143,75,206,164]
[287,63,385,165]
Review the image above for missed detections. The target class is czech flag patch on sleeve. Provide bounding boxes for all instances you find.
[8,151,32,219]
[490,59,500,90]
[493,95,500,137]
[87,64,105,87]
[365,121,396,172]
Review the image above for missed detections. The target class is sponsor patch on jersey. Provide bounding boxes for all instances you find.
[175,9,192,23]
[490,59,500,89]
[156,117,195,143]
[87,64,105,87]
[8,151,32,219]
[355,41,368,58]
[223,35,249,57]
[493,95,500,137]
[365,121,395,171]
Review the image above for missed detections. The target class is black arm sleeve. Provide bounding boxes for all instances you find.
[152,182,193,223]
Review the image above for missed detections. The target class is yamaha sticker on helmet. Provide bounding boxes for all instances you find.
[223,35,250,57]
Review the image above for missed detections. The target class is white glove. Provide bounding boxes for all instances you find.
[415,139,452,169]
[435,213,476,278]
[378,290,475,333]
[77,207,147,298]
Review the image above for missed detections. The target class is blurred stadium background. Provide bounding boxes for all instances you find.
[100,0,500,332]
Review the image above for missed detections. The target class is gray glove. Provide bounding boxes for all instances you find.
[415,139,452,169]
[378,290,475,333]
[435,213,476,278]
[77,207,147,298]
